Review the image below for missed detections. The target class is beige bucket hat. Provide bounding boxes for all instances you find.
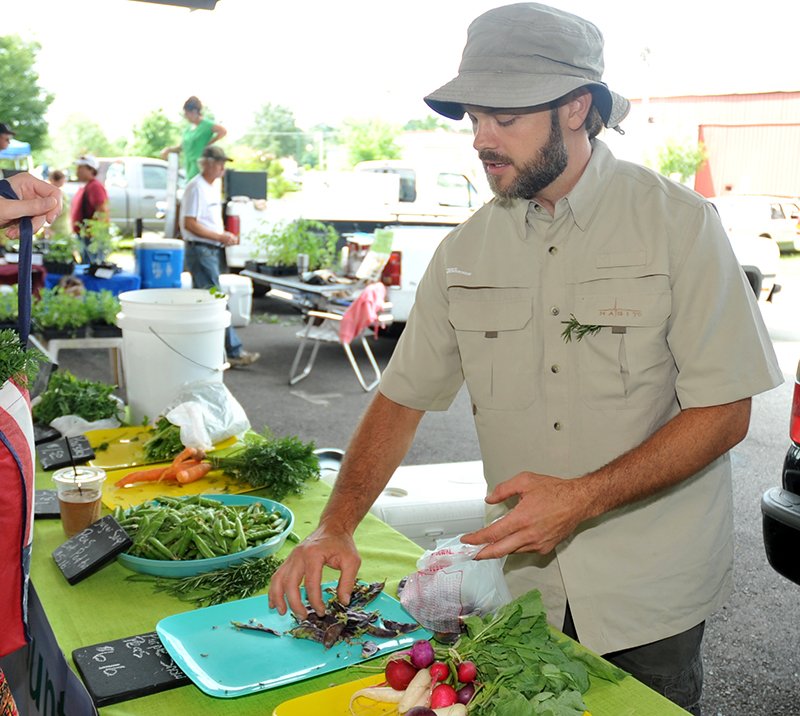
[424,2,630,130]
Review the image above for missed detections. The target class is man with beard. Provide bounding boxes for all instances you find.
[268,4,781,712]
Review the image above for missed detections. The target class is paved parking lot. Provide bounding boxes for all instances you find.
[58,271,800,716]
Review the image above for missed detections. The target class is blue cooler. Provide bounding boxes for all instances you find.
[134,239,184,288]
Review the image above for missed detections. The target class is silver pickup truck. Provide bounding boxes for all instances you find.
[64,156,184,235]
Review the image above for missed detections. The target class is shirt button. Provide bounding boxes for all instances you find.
[553,422,562,431]
[548,246,558,255]
[550,306,560,316]
[551,364,560,373]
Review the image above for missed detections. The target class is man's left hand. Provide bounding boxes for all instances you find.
[461,472,589,559]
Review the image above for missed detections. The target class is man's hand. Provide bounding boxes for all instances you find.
[220,231,239,246]
[461,472,589,559]
[1,173,62,238]
[267,526,361,618]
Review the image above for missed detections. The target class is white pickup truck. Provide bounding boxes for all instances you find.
[64,156,184,235]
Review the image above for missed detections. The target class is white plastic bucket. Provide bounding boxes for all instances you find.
[116,288,231,423]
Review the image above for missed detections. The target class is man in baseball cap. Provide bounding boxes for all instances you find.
[70,154,109,261]
[267,6,781,715]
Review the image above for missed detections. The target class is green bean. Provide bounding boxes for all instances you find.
[147,537,177,560]
[192,533,216,559]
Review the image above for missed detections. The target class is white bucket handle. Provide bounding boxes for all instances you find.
[148,326,226,372]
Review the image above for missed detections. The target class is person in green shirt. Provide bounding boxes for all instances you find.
[161,96,227,180]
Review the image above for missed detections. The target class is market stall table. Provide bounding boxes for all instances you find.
[44,265,141,296]
[22,463,689,715]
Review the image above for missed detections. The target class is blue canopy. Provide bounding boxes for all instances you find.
[0,138,32,159]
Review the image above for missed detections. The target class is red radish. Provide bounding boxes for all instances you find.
[409,639,435,669]
[456,682,476,705]
[386,658,418,691]
[456,660,478,683]
[429,661,449,683]
[430,683,458,709]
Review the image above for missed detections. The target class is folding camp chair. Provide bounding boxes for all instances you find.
[288,282,393,391]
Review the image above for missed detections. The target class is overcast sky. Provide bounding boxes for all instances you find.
[6,0,799,141]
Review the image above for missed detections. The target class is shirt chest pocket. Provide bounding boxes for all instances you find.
[572,276,672,409]
[449,288,536,410]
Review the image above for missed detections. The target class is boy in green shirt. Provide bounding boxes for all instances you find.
[161,96,227,180]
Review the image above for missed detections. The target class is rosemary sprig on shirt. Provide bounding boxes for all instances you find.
[561,314,602,342]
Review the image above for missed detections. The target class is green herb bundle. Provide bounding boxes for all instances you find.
[142,417,184,462]
[134,555,283,607]
[440,590,626,716]
[0,329,45,387]
[209,430,319,501]
[32,370,119,424]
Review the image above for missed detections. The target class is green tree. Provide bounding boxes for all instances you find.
[342,119,401,166]
[297,124,339,169]
[42,115,126,171]
[656,140,707,183]
[130,109,180,158]
[242,103,303,160]
[0,35,54,151]
[403,116,449,131]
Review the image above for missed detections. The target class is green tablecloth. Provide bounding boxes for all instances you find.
[31,474,688,715]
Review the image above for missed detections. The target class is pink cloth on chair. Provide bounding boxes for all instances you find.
[338,282,387,345]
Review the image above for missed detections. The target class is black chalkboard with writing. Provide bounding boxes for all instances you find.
[34,489,61,519]
[72,631,190,707]
[52,515,132,585]
[37,435,95,471]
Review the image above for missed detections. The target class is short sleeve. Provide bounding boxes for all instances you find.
[667,202,782,408]
[181,181,200,219]
[379,240,465,411]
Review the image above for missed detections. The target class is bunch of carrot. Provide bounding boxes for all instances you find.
[114,447,212,488]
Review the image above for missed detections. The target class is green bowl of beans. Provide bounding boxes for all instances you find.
[115,494,295,577]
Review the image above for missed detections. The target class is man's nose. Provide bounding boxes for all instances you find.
[472,120,497,153]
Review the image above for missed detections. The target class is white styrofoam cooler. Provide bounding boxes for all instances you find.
[370,461,487,549]
[219,273,253,327]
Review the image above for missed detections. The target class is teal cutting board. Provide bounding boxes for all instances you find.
[156,583,430,698]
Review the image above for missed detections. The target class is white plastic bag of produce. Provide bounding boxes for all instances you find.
[164,379,250,451]
[399,534,512,634]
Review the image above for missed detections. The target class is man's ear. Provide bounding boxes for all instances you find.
[564,90,593,131]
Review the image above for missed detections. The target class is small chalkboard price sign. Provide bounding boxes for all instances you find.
[52,515,132,585]
[34,489,61,519]
[72,631,190,707]
[37,435,95,471]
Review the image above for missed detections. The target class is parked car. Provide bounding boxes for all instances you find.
[725,229,781,302]
[64,157,185,236]
[762,359,800,585]
[710,194,800,254]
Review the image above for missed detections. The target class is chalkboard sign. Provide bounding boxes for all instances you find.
[52,515,132,585]
[72,631,190,707]
[34,489,61,519]
[33,422,61,445]
[37,435,95,471]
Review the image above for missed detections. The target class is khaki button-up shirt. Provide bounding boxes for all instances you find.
[380,140,782,654]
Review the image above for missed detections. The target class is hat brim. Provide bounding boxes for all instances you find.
[424,72,629,129]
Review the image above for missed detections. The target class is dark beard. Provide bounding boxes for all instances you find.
[482,108,568,203]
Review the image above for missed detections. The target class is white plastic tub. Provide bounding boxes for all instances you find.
[116,289,230,422]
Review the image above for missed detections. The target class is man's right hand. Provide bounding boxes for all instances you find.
[267,525,362,618]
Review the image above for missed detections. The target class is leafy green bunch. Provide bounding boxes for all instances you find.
[32,370,119,424]
[32,287,90,330]
[0,329,45,387]
[442,590,625,716]
[209,429,319,500]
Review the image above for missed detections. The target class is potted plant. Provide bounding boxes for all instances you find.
[81,217,122,275]
[43,234,81,276]
[85,290,122,337]
[248,219,338,275]
[32,287,91,339]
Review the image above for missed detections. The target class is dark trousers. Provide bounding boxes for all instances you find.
[563,603,704,715]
